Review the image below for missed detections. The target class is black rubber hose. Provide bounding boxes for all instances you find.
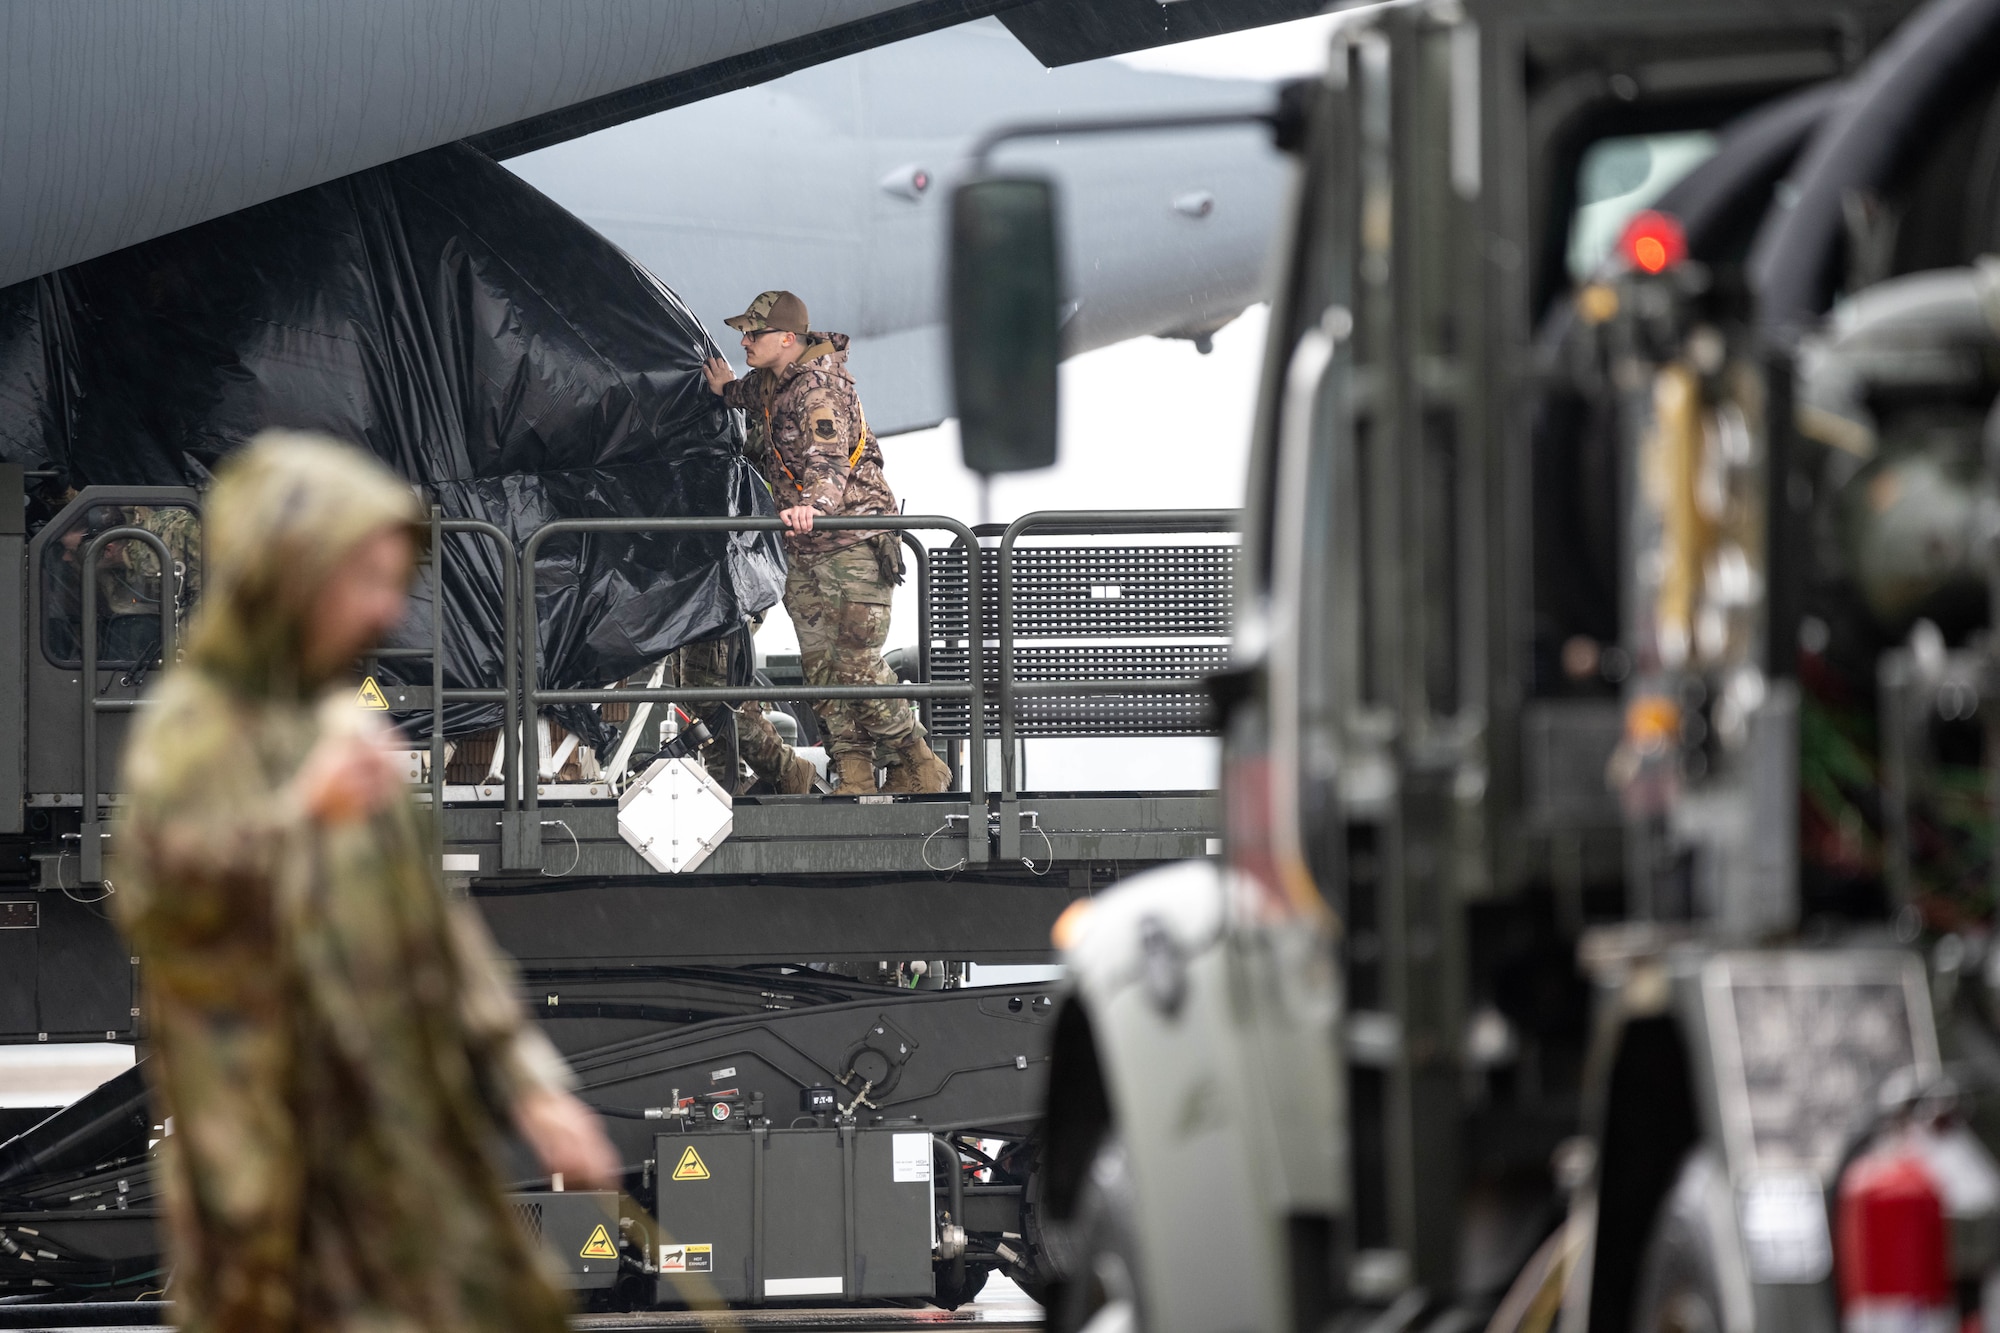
[0,1066,151,1194]
[934,1135,967,1292]
[1652,81,1842,259]
[1751,0,2000,340]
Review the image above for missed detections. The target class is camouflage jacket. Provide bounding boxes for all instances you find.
[721,331,898,558]
[113,437,574,1333]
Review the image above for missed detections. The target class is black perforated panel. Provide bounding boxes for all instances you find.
[922,543,1234,738]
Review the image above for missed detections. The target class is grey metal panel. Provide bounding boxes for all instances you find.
[1016,794,1221,862]
[852,1130,936,1298]
[654,1132,758,1303]
[762,1133,851,1297]
[467,0,1017,159]
[472,874,1084,966]
[33,893,133,1040]
[0,907,35,1037]
[0,467,21,834]
[445,793,1215,880]
[0,0,1005,288]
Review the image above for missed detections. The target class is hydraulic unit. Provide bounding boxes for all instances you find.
[651,1121,937,1304]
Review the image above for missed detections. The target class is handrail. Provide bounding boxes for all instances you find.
[517,515,986,870]
[420,513,519,834]
[995,509,1238,859]
[71,515,521,881]
[79,526,176,884]
[60,506,1236,881]
[901,533,933,738]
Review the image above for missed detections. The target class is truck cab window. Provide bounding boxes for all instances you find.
[1566,131,1717,281]
[42,503,201,669]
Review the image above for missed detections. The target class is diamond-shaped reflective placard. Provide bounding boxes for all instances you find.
[617,757,733,873]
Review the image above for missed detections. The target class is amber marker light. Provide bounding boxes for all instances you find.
[1618,209,1687,275]
[1051,897,1096,952]
[1625,695,1681,753]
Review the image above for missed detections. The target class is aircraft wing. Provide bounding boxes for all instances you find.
[0,0,1014,290]
[1001,0,1327,65]
[2,0,1331,292]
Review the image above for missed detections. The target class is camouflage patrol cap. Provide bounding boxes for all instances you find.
[724,290,809,335]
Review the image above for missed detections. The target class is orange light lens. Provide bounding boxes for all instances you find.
[1619,210,1687,275]
[1051,898,1095,952]
[1626,695,1681,750]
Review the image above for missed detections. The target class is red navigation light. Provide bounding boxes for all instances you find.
[1619,210,1687,275]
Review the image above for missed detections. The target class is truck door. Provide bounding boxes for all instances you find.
[23,487,199,842]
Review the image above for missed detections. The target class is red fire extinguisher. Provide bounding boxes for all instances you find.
[1837,1135,1955,1333]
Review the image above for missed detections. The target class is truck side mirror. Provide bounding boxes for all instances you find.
[948,176,1061,475]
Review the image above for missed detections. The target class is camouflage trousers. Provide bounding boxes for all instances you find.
[675,633,793,791]
[785,542,917,763]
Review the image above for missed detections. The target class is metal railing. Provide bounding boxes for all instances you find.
[64,506,1238,879]
[383,512,519,844]
[994,510,1238,858]
[514,516,987,869]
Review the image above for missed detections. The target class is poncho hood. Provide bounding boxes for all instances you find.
[183,431,425,699]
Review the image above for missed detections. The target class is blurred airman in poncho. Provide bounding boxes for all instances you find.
[112,431,618,1333]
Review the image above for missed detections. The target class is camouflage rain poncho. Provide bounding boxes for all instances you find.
[112,435,575,1333]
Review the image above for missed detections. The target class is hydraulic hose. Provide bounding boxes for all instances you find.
[1751,0,2000,340]
[933,1135,967,1292]
[1651,81,1841,259]
[0,1066,151,1195]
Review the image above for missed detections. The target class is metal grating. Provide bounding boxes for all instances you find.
[923,543,1234,739]
[927,544,1235,639]
[513,1201,543,1243]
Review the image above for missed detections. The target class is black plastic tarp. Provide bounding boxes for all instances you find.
[0,142,785,739]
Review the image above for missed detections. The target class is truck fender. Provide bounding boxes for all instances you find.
[1041,860,1323,1333]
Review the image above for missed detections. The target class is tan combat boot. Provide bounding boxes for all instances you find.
[833,753,879,794]
[881,737,950,794]
[773,751,819,795]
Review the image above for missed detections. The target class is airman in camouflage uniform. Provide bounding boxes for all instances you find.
[135,503,203,615]
[112,433,617,1333]
[703,290,949,795]
[50,499,202,663]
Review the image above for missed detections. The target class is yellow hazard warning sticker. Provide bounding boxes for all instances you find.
[579,1223,618,1259]
[660,1243,713,1273]
[356,676,390,710]
[671,1145,710,1181]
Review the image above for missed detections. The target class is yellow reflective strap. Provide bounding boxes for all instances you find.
[849,402,870,468]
